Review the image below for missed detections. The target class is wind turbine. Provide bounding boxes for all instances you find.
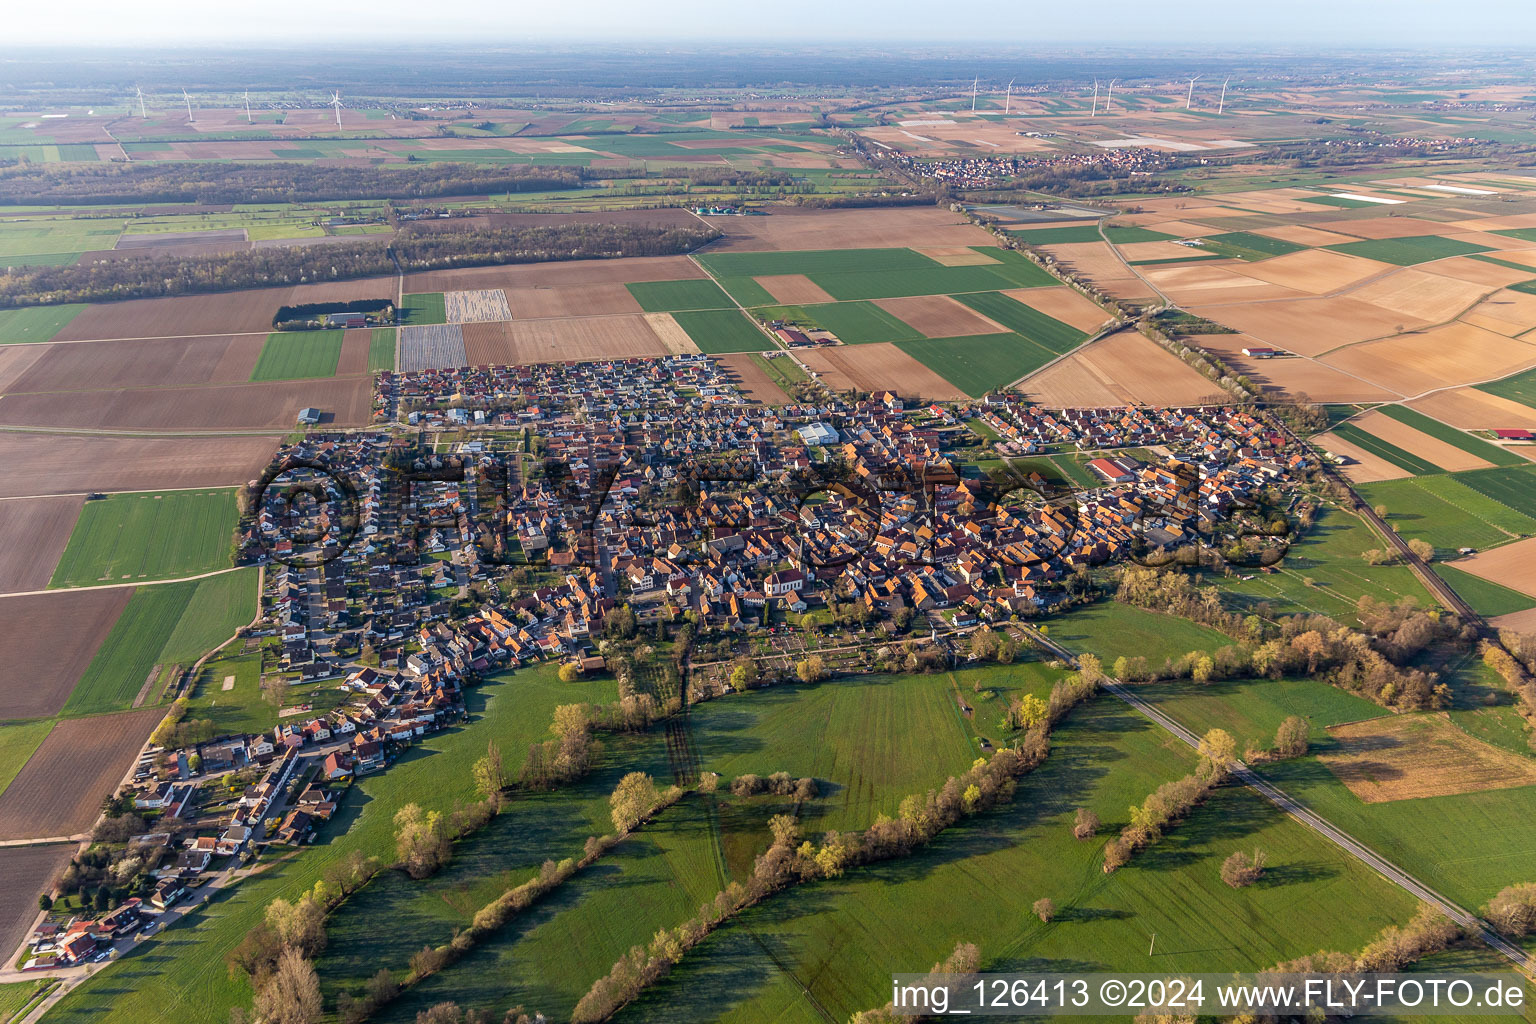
[1004,78,1015,115]
[182,88,194,124]
[1185,74,1202,110]
[135,85,147,119]
[1218,78,1231,115]
[329,90,343,129]
[970,76,979,113]
[1091,79,1099,117]
[244,90,252,123]
[1105,78,1118,113]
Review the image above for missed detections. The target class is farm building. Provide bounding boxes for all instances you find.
[1493,428,1534,440]
[1242,346,1281,358]
[297,407,322,425]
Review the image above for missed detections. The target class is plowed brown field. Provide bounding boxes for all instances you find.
[873,295,1003,338]
[798,343,966,400]
[0,708,164,840]
[0,434,279,498]
[0,496,83,591]
[461,315,671,365]
[0,378,372,431]
[2,335,265,394]
[700,206,992,252]
[0,589,131,719]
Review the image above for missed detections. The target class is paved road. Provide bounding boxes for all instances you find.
[1021,625,1533,974]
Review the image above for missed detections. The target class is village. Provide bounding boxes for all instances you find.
[15,352,1311,974]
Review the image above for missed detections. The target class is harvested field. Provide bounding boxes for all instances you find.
[1321,324,1536,397]
[1198,337,1398,403]
[872,295,1004,338]
[0,708,164,840]
[700,206,992,252]
[1425,256,1536,288]
[913,246,998,266]
[1312,432,1412,483]
[335,329,372,374]
[1141,262,1307,305]
[754,274,835,305]
[1018,331,1218,407]
[1350,269,1493,322]
[1001,287,1112,334]
[444,289,512,323]
[1188,297,1426,357]
[503,284,640,319]
[1319,712,1536,803]
[1349,409,1494,471]
[1460,289,1536,336]
[461,315,671,365]
[1409,387,1536,430]
[1037,242,1155,300]
[641,313,701,355]
[0,495,82,592]
[2,334,265,394]
[797,343,965,400]
[0,589,131,719]
[0,434,277,498]
[1236,249,1393,294]
[714,353,790,404]
[400,324,468,371]
[402,255,705,293]
[1450,536,1536,599]
[0,845,72,962]
[0,378,372,431]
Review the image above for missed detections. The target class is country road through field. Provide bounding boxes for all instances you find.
[1020,625,1535,976]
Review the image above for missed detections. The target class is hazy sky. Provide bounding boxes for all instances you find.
[9,0,1536,46]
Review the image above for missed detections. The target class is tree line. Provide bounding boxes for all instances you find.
[0,161,586,206]
[0,221,720,307]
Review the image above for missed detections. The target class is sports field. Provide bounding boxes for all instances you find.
[896,333,1054,397]
[63,568,258,716]
[49,489,237,587]
[0,305,87,345]
[626,279,733,311]
[249,330,345,381]
[670,309,769,353]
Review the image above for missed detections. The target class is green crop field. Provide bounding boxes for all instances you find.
[1453,465,1536,513]
[1324,234,1494,266]
[249,330,344,381]
[1134,676,1386,755]
[1105,225,1175,243]
[619,695,1418,1024]
[1357,474,1536,554]
[0,720,55,798]
[1050,601,1232,665]
[0,304,86,344]
[809,264,1029,301]
[1509,279,1536,295]
[1376,405,1529,466]
[367,327,396,371]
[0,217,123,260]
[0,980,52,1023]
[671,309,770,353]
[47,664,612,1024]
[1477,365,1536,409]
[400,292,447,325]
[1329,422,1445,475]
[697,247,930,279]
[712,275,777,307]
[1299,195,1387,209]
[1432,563,1536,616]
[967,247,1059,287]
[1491,228,1536,244]
[50,489,237,587]
[63,568,258,716]
[1209,506,1434,622]
[896,333,1056,397]
[1012,224,1102,244]
[953,291,1088,352]
[626,278,733,312]
[1197,231,1309,261]
[801,300,922,343]
[748,352,807,388]
[699,247,1052,301]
